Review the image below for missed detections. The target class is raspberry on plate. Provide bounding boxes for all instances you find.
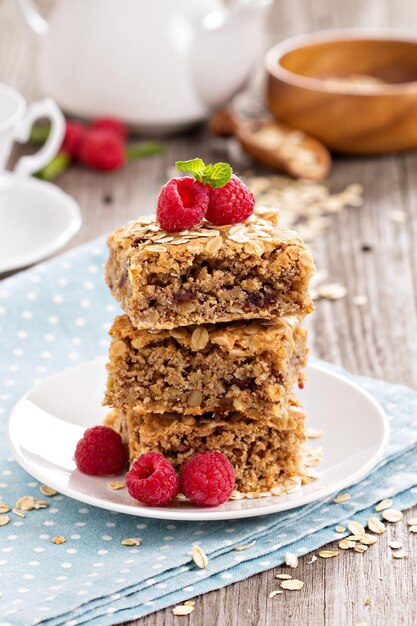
[74,425,127,476]
[126,452,180,506]
[156,177,209,231]
[205,174,255,225]
[180,451,235,507]
[79,128,126,171]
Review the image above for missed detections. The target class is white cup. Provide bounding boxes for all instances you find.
[0,84,64,176]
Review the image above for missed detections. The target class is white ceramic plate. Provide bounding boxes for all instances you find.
[0,173,81,273]
[8,359,389,521]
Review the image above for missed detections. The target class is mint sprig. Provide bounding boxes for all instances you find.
[176,158,232,189]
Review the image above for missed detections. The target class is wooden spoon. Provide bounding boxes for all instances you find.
[210,110,332,182]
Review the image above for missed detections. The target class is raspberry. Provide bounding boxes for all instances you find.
[205,174,255,225]
[79,129,125,171]
[61,121,86,159]
[90,117,127,141]
[74,426,127,476]
[126,452,180,506]
[156,177,209,231]
[180,451,235,507]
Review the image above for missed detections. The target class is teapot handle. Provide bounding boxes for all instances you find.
[15,0,48,37]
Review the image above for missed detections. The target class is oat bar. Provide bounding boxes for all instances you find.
[105,207,314,330]
[105,314,307,418]
[106,395,306,494]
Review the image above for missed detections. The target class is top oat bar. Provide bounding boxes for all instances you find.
[105,207,314,330]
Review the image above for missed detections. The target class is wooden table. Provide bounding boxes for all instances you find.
[1,1,416,624]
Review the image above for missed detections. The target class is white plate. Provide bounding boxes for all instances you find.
[0,173,81,273]
[8,359,389,521]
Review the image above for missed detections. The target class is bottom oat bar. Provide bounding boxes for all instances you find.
[105,395,307,494]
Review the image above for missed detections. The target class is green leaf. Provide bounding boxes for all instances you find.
[203,162,233,188]
[175,158,206,181]
[125,141,164,161]
[29,122,51,144]
[35,152,71,181]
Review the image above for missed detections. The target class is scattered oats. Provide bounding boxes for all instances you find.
[12,509,25,518]
[355,623,367,626]
[0,515,10,526]
[409,525,417,533]
[381,509,403,523]
[364,597,371,606]
[407,518,417,526]
[107,481,125,490]
[367,517,386,534]
[354,544,368,553]
[192,544,208,569]
[339,539,356,550]
[360,534,377,545]
[392,550,408,559]
[375,498,393,512]
[52,536,65,544]
[308,555,317,564]
[389,541,402,549]
[205,236,223,254]
[191,326,209,351]
[16,496,48,511]
[176,493,187,501]
[333,493,351,504]
[121,538,141,546]
[314,283,347,301]
[172,605,194,616]
[40,485,57,497]
[389,209,407,223]
[346,534,366,542]
[0,505,10,514]
[145,245,167,253]
[319,550,339,558]
[284,552,298,568]
[184,601,195,607]
[335,526,346,533]
[243,240,265,256]
[276,574,292,580]
[348,521,366,536]
[268,590,283,598]
[353,295,368,306]
[235,540,256,551]
[306,428,323,439]
[280,579,304,590]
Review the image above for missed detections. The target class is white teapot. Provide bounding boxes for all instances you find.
[17,0,271,132]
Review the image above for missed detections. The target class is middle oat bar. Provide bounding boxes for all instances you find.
[105,314,308,419]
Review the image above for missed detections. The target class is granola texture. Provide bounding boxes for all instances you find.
[104,314,308,418]
[105,207,314,330]
[106,394,306,493]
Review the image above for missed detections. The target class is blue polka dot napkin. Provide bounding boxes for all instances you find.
[1,238,417,626]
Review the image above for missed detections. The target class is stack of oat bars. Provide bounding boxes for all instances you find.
[104,205,316,499]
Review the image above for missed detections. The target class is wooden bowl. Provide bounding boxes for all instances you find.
[266,31,417,154]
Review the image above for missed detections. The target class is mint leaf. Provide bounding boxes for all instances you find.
[175,158,233,188]
[35,152,71,181]
[30,122,51,144]
[203,162,232,188]
[126,141,164,161]
[176,158,206,181]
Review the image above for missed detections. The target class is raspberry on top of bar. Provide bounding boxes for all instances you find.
[105,206,314,330]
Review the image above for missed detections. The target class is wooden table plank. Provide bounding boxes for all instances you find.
[1,1,416,625]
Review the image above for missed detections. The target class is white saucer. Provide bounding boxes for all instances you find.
[0,173,81,273]
[8,359,389,521]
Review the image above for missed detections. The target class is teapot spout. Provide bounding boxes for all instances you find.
[191,0,272,108]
